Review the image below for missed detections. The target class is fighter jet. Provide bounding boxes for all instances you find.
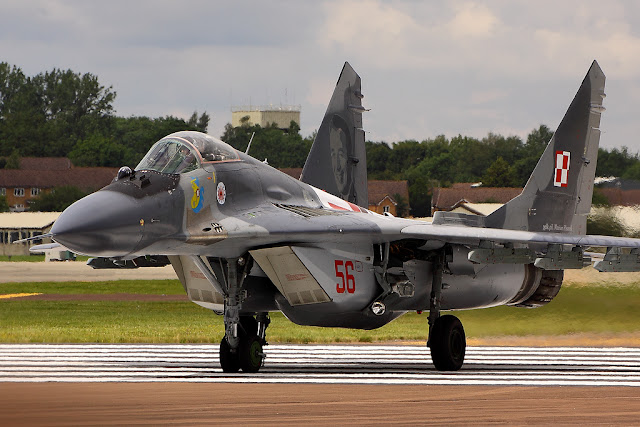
[28,60,640,373]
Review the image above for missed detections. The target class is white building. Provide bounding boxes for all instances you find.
[0,212,59,256]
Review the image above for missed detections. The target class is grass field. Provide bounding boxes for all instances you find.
[0,280,183,295]
[0,255,90,262]
[1,279,640,344]
[0,255,46,262]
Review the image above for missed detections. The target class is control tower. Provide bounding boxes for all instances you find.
[231,105,301,129]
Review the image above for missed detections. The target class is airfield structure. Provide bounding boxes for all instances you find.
[231,105,301,129]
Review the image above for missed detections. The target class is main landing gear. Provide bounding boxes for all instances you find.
[427,249,466,371]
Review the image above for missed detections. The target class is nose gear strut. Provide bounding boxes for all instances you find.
[193,254,269,373]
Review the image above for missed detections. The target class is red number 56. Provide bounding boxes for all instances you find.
[335,260,355,293]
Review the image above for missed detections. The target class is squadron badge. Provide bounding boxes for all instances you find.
[190,177,204,213]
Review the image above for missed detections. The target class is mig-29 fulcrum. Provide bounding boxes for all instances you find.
[23,60,638,373]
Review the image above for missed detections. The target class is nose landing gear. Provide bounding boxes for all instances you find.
[220,314,269,373]
[195,255,270,373]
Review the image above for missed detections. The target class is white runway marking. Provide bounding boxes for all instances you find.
[0,344,639,386]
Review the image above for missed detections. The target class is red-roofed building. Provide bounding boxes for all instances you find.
[367,180,410,216]
[598,188,640,206]
[278,168,303,180]
[0,158,117,211]
[431,183,522,215]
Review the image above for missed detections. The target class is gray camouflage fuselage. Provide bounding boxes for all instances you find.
[48,60,640,332]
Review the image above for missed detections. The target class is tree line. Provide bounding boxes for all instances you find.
[0,62,208,168]
[2,63,640,217]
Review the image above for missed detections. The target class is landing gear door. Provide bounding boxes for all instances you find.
[292,246,377,309]
[168,255,224,311]
[250,247,331,306]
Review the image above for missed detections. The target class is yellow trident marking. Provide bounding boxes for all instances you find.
[191,178,200,209]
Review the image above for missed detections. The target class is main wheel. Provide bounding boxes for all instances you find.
[219,337,240,373]
[429,314,466,371]
[239,335,264,373]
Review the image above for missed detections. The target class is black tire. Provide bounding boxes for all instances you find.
[239,335,263,373]
[429,315,466,371]
[240,316,258,337]
[219,337,240,373]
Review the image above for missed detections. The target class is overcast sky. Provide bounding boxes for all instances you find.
[3,1,640,150]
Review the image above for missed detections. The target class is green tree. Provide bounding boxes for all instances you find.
[221,122,311,168]
[393,193,409,217]
[0,63,29,156]
[68,133,132,168]
[621,162,640,181]
[0,195,8,212]
[482,157,518,187]
[187,111,210,133]
[0,65,117,157]
[511,125,552,186]
[448,135,487,182]
[591,188,610,207]
[597,147,639,177]
[35,68,116,156]
[288,120,300,134]
[365,141,393,179]
[404,171,435,217]
[30,186,87,212]
[587,209,627,237]
[5,148,20,169]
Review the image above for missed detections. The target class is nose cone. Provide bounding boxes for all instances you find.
[51,190,145,257]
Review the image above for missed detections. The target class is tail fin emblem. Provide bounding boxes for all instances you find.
[554,151,570,187]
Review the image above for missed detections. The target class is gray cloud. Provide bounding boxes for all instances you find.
[1,0,639,151]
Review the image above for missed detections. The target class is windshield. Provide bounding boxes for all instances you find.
[136,139,199,174]
[167,131,239,162]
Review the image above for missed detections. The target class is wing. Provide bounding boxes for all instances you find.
[400,223,640,248]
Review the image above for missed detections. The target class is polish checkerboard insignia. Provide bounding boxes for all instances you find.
[554,150,570,187]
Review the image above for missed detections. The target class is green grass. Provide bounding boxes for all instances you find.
[0,255,45,262]
[0,279,184,295]
[0,255,90,262]
[0,301,217,343]
[1,281,640,343]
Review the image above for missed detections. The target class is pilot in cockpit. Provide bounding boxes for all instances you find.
[174,145,198,173]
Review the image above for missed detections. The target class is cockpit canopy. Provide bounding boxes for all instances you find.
[136,131,239,174]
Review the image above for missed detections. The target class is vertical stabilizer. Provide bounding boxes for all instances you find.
[487,61,606,235]
[301,62,369,208]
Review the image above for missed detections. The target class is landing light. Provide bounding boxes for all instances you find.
[371,301,386,316]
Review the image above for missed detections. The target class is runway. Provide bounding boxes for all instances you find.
[1,344,639,386]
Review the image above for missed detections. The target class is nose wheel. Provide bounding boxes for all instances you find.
[219,314,269,373]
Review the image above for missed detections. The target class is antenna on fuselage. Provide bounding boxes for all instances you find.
[245,132,256,154]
